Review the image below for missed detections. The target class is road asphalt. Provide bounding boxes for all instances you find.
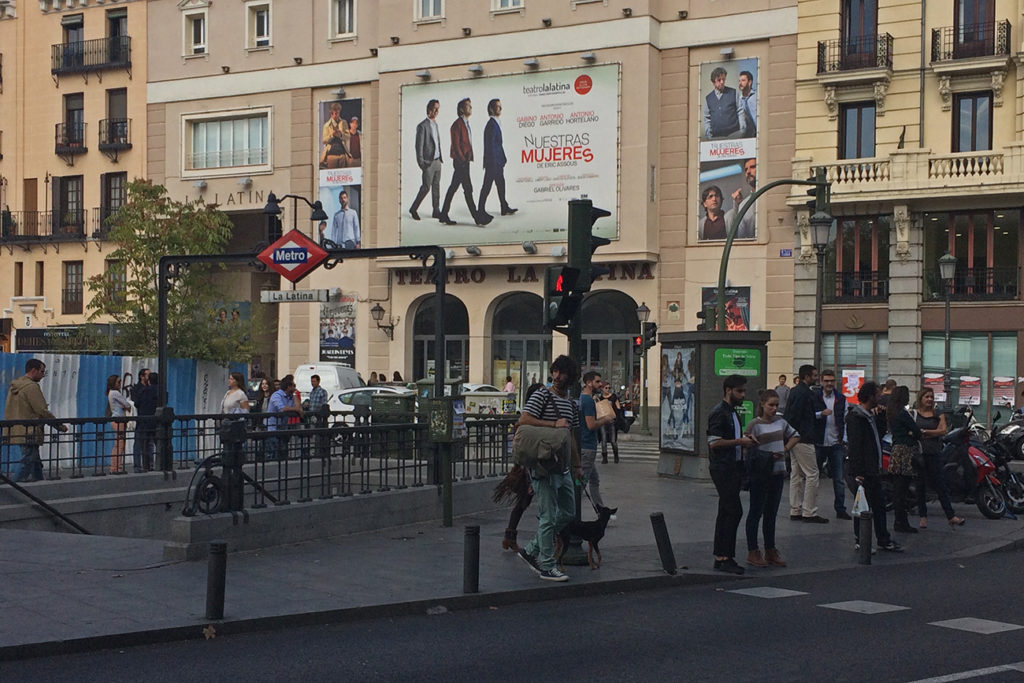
[3,435,1023,661]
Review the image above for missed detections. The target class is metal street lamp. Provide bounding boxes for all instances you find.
[809,211,833,373]
[635,302,651,434]
[263,192,329,236]
[939,252,957,406]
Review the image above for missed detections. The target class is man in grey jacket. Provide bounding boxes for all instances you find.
[409,99,443,221]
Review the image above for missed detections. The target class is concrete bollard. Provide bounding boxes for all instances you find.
[858,511,872,565]
[650,512,677,575]
[463,525,480,594]
[205,540,228,620]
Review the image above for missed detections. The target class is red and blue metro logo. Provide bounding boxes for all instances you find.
[257,229,329,283]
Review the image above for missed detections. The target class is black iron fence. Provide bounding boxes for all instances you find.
[1,208,112,241]
[98,118,132,148]
[931,20,1011,62]
[55,122,87,155]
[924,266,1019,301]
[817,33,893,73]
[51,36,131,75]
[0,411,517,511]
[827,271,889,303]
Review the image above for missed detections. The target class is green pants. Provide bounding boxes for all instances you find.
[524,470,576,571]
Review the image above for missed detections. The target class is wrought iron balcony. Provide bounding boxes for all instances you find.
[931,20,1010,62]
[0,209,99,242]
[817,33,893,73]
[925,266,1019,302]
[55,122,87,157]
[826,271,889,304]
[51,36,131,75]
[62,288,84,315]
[98,118,132,161]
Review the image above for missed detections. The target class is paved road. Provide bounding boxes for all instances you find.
[8,549,1024,682]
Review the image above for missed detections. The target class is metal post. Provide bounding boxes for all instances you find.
[463,525,480,593]
[650,512,677,575]
[442,443,453,527]
[944,282,951,406]
[814,245,826,373]
[640,344,649,434]
[205,541,227,619]
[857,510,872,565]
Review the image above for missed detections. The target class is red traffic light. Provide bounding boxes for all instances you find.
[633,335,643,347]
[555,274,565,293]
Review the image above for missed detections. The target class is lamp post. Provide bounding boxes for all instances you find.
[635,301,650,434]
[939,252,957,406]
[263,192,329,237]
[809,211,833,373]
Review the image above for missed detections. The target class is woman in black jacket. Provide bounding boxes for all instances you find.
[846,381,901,552]
[887,385,920,533]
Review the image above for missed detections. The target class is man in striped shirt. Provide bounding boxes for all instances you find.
[517,355,581,582]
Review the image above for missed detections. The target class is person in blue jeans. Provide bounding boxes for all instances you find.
[815,369,851,519]
[743,390,800,567]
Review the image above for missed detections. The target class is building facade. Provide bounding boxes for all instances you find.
[790,0,1024,421]
[0,0,147,353]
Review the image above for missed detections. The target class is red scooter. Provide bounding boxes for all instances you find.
[941,425,1007,519]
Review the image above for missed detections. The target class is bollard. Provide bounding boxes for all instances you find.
[857,510,872,565]
[650,512,678,575]
[205,541,228,620]
[463,525,480,594]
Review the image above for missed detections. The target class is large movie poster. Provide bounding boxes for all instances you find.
[660,346,696,452]
[319,292,356,367]
[318,99,363,249]
[700,286,751,331]
[697,58,758,242]
[399,64,620,246]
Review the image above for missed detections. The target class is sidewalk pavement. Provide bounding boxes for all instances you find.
[3,451,1024,661]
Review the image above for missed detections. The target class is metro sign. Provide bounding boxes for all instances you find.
[257,229,329,283]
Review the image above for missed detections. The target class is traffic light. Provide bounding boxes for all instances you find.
[632,334,644,356]
[543,265,581,331]
[643,322,658,351]
[567,198,612,293]
[696,305,716,331]
[805,167,830,214]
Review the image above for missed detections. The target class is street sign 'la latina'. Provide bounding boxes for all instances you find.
[257,229,329,283]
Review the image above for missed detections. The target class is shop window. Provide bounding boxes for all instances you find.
[821,333,889,392]
[839,102,875,159]
[923,331,1015,424]
[331,0,356,38]
[412,294,468,382]
[923,210,1019,301]
[952,92,992,152]
[492,293,550,406]
[185,110,270,172]
[825,215,891,302]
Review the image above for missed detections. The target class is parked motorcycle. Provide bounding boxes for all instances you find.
[980,412,1024,514]
[940,424,1007,519]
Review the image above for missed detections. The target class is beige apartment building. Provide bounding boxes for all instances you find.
[0,0,146,352]
[789,0,1024,421]
[145,0,800,420]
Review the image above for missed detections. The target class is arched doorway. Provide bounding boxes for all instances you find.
[412,294,469,381]
[492,292,551,405]
[581,291,641,403]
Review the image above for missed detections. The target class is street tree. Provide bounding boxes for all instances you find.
[85,179,254,364]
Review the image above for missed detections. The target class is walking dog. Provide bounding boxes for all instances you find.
[555,506,617,570]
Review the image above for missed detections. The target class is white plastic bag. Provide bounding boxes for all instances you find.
[852,485,869,517]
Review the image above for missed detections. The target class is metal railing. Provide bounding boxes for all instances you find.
[1,411,517,512]
[55,122,87,155]
[51,36,131,75]
[925,266,1019,301]
[817,33,893,73]
[0,209,114,241]
[931,20,1011,62]
[827,271,889,303]
[98,118,131,148]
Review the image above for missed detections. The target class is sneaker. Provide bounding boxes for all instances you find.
[879,539,904,552]
[518,548,541,575]
[803,515,830,524]
[539,567,569,582]
[713,558,745,575]
[836,511,853,520]
[853,543,878,555]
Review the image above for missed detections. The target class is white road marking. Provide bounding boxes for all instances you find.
[905,661,1024,682]
[929,617,1024,635]
[818,600,910,614]
[727,587,808,599]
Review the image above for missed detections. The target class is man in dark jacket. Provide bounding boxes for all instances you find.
[815,369,850,519]
[845,381,901,552]
[783,364,829,523]
[132,369,158,472]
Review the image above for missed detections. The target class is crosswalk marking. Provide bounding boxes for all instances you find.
[929,618,1024,635]
[727,587,808,599]
[906,661,1024,682]
[819,600,910,614]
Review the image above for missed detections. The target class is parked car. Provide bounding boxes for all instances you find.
[327,386,416,425]
[462,383,502,393]
[293,363,364,403]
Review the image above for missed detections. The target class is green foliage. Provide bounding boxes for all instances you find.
[85,179,254,365]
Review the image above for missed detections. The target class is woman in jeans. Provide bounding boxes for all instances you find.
[743,389,800,567]
[913,387,965,528]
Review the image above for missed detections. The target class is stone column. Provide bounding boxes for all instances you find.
[886,205,923,386]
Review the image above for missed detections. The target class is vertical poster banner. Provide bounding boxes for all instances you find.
[701,286,751,331]
[923,373,946,404]
[958,375,981,405]
[697,58,758,242]
[399,65,619,246]
[659,346,696,452]
[319,292,357,367]
[993,376,1015,407]
[318,99,363,249]
[842,368,865,405]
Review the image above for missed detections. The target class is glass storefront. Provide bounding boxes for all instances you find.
[492,293,551,406]
[412,294,469,382]
[922,332,1017,424]
[821,333,888,403]
[580,291,641,405]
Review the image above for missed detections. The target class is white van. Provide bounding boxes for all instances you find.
[293,363,364,402]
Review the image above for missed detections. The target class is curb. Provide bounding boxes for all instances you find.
[0,570,739,663]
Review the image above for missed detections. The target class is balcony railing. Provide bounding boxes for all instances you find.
[98,118,131,149]
[51,36,131,75]
[931,20,1010,62]
[826,271,890,304]
[925,267,1019,302]
[929,151,1004,179]
[55,122,87,156]
[62,288,83,315]
[0,209,109,242]
[817,33,894,73]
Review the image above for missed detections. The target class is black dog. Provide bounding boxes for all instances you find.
[556,506,617,570]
